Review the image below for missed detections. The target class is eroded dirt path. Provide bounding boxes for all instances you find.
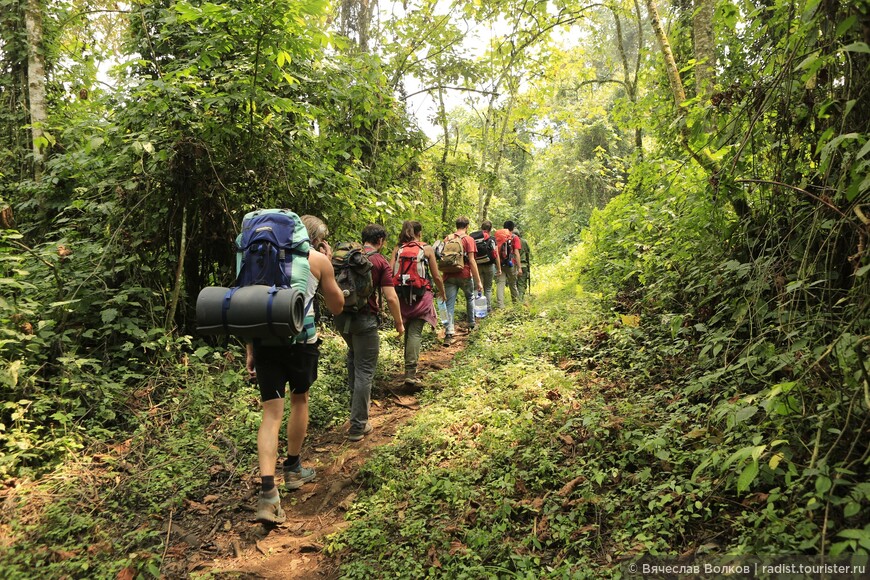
[161,328,469,579]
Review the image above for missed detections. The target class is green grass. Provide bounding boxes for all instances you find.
[325,254,870,577]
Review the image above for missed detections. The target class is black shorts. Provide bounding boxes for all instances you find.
[253,341,320,401]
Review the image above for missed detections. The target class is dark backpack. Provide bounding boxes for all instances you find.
[332,242,376,313]
[469,230,495,265]
[437,233,467,274]
[392,242,431,304]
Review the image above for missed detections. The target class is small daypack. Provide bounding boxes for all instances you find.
[392,242,431,304]
[437,233,467,274]
[332,242,376,313]
[469,230,496,265]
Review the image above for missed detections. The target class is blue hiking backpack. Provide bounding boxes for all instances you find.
[233,209,314,343]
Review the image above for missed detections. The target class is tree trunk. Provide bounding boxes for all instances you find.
[633,0,645,158]
[437,85,450,225]
[165,205,189,330]
[481,94,515,221]
[340,0,377,52]
[692,0,716,99]
[24,0,47,180]
[644,0,748,216]
[476,107,492,222]
[643,0,686,106]
[613,6,644,159]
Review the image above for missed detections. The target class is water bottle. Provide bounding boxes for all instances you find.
[437,298,448,324]
[473,292,488,318]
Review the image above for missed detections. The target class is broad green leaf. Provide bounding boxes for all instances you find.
[841,42,870,54]
[735,405,758,423]
[816,475,832,495]
[101,308,119,323]
[837,529,869,540]
[843,502,861,518]
[193,347,211,359]
[829,541,851,557]
[737,461,758,492]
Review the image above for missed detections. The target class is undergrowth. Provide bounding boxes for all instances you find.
[0,323,407,578]
[326,233,869,576]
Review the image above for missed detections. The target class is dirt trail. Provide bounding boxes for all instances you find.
[161,329,469,579]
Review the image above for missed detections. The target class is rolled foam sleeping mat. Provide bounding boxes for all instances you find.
[196,285,305,338]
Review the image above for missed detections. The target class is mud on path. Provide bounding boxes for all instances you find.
[161,329,470,579]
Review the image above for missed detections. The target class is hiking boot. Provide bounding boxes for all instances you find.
[443,334,455,346]
[347,422,373,442]
[283,462,316,490]
[403,369,419,387]
[255,490,286,525]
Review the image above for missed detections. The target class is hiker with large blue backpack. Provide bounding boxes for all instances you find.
[334,224,404,442]
[201,210,345,525]
[389,220,446,386]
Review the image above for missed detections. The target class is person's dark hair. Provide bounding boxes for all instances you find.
[481,219,493,232]
[398,220,418,244]
[362,224,387,245]
[503,220,515,231]
[455,216,470,229]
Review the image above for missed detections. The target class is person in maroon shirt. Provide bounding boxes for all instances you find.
[334,224,404,441]
[442,216,483,345]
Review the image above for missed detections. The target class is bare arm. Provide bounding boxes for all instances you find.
[513,239,522,276]
[425,245,446,300]
[382,286,405,335]
[309,250,345,315]
[469,256,483,293]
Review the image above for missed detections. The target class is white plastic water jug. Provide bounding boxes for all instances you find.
[437,298,448,324]
[473,293,488,318]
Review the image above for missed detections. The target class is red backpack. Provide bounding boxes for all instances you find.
[495,229,516,267]
[392,242,431,304]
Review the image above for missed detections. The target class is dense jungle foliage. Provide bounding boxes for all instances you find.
[1,0,868,576]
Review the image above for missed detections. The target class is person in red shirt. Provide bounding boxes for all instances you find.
[496,220,523,308]
[475,220,501,312]
[334,224,404,441]
[442,216,483,345]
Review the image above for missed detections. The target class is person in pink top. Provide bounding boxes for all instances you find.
[390,220,446,385]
